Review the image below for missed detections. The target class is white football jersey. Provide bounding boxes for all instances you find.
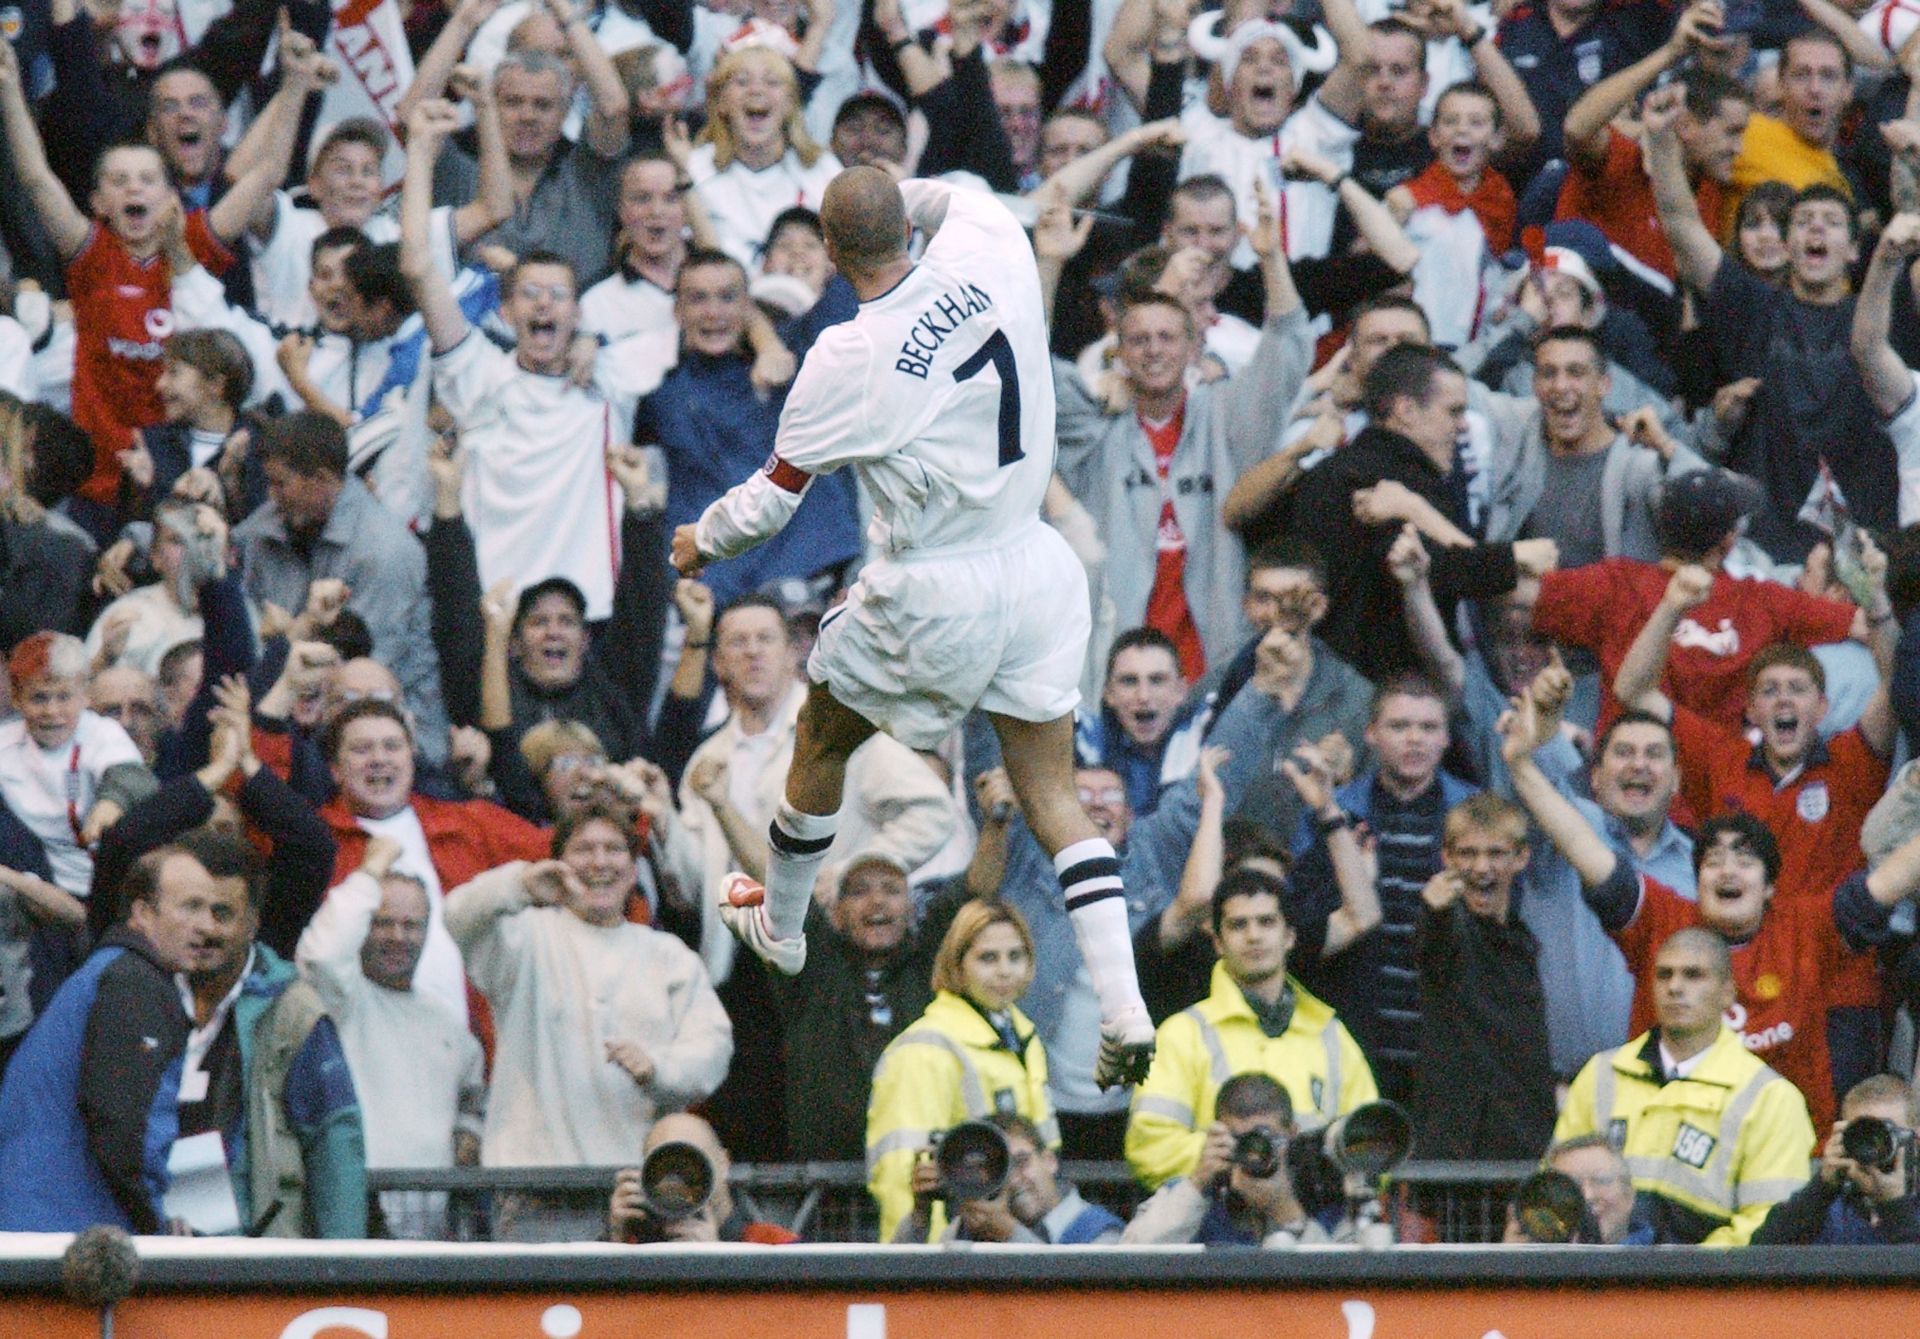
[766,179,1057,556]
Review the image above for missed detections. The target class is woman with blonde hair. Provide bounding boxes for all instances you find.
[865,899,1058,1241]
[687,46,842,269]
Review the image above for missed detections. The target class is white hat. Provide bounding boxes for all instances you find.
[1537,245,1601,299]
[749,272,818,317]
[1187,13,1338,84]
[718,15,800,59]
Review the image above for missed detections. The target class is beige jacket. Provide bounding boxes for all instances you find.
[670,682,959,984]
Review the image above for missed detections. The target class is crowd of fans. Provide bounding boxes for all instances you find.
[0,0,1917,1253]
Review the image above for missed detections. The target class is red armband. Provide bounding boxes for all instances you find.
[763,454,810,493]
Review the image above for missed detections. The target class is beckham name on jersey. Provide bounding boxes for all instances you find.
[892,282,996,379]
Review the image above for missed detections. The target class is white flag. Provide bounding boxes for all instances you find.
[320,0,415,180]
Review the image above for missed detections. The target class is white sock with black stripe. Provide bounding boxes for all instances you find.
[1054,837,1146,1026]
[765,800,837,940]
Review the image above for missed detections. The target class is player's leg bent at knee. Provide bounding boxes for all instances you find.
[988,711,1150,1057]
[759,681,878,940]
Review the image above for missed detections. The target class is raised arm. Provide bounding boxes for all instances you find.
[1501,658,1621,890]
[399,100,471,355]
[872,0,958,98]
[542,0,631,157]
[1311,0,1373,126]
[1032,194,1094,326]
[1852,213,1920,420]
[397,0,504,128]
[1642,84,1723,294]
[791,0,837,74]
[1286,740,1380,956]
[1386,522,1466,703]
[1248,177,1302,319]
[1795,0,1893,70]
[1283,145,1419,273]
[1612,563,1710,716]
[1104,0,1191,114]
[1562,1,1716,165]
[1854,531,1899,758]
[0,38,88,259]
[1427,0,1540,148]
[1035,117,1183,204]
[226,17,339,235]
[449,65,515,246]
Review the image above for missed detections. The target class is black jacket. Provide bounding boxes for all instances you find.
[1275,425,1520,682]
[767,882,970,1161]
[1412,899,1557,1159]
[90,768,335,958]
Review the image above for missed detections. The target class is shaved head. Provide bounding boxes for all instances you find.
[821,166,909,274]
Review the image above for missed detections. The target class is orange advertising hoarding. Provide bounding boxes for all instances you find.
[14,1286,1920,1339]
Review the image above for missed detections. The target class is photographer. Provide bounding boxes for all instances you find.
[889,1114,1124,1244]
[1122,1074,1369,1246]
[607,1113,798,1245]
[1753,1076,1920,1245]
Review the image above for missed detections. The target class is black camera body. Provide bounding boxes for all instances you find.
[1843,1116,1913,1175]
[1229,1127,1284,1180]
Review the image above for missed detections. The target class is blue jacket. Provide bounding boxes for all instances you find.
[0,929,188,1232]
[634,283,862,607]
[1073,700,1197,818]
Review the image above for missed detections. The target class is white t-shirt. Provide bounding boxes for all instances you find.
[698,180,1056,562]
[687,143,843,271]
[579,269,676,342]
[250,198,456,333]
[436,327,676,619]
[0,712,141,894]
[1177,94,1360,266]
[353,805,467,1027]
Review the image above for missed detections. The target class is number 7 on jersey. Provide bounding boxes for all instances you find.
[953,328,1024,468]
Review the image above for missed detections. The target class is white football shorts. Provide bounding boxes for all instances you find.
[808,521,1090,749]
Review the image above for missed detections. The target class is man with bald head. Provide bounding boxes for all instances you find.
[673,168,1160,1089]
[607,1112,799,1243]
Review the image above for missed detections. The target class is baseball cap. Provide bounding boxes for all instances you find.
[513,576,588,633]
[1654,469,1765,559]
[839,848,910,889]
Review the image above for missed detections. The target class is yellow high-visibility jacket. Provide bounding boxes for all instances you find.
[1555,1025,1815,1246]
[865,990,1056,1241]
[1126,961,1377,1190]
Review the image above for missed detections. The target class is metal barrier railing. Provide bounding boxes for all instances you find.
[366,1160,1539,1245]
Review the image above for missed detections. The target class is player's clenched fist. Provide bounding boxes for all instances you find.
[671,524,706,577]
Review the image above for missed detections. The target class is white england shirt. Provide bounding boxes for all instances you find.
[698,180,1058,562]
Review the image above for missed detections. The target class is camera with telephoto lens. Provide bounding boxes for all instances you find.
[1842,1116,1913,1175]
[1229,1127,1285,1180]
[625,1140,718,1242]
[1285,1101,1415,1215]
[1509,1169,1596,1244]
[930,1121,1012,1204]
